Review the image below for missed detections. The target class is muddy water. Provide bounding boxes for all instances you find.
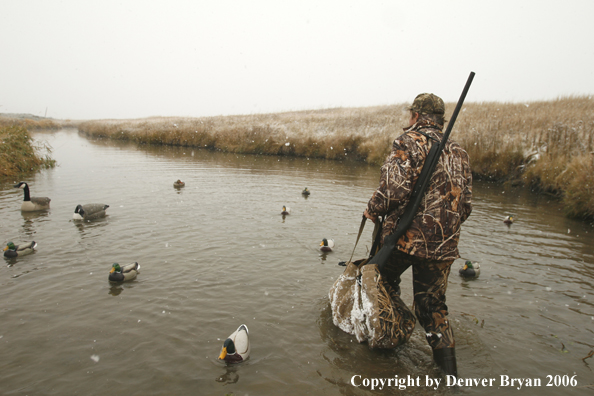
[0,129,592,395]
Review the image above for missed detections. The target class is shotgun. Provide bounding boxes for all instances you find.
[368,71,475,271]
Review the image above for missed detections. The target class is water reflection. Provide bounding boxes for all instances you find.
[108,284,124,296]
[215,366,240,384]
[4,256,18,267]
[72,217,110,235]
[20,210,50,222]
[19,210,49,236]
[107,281,138,296]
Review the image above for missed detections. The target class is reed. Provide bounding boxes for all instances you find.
[0,116,65,130]
[0,125,56,179]
[74,96,593,220]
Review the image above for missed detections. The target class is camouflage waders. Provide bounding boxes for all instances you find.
[381,249,455,351]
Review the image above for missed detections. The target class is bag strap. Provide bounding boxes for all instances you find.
[369,216,383,258]
[348,215,367,264]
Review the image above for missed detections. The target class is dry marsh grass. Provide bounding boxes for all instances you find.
[0,117,61,130]
[74,96,593,220]
[0,114,82,130]
[454,97,594,219]
[79,106,402,164]
[0,125,56,179]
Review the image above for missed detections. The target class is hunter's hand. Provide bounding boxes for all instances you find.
[363,209,377,223]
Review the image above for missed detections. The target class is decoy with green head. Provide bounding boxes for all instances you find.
[459,260,480,278]
[218,324,250,364]
[3,241,37,258]
[108,262,140,282]
[302,187,310,196]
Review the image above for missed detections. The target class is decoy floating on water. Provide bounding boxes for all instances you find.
[459,260,480,278]
[73,204,109,220]
[219,324,250,364]
[320,238,335,252]
[3,241,37,258]
[173,180,185,188]
[14,182,50,211]
[503,215,514,224]
[302,187,310,196]
[108,262,140,282]
[281,206,290,215]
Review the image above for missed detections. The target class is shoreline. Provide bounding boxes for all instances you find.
[2,97,593,220]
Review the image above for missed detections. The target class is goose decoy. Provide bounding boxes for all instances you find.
[320,238,335,252]
[73,204,109,220]
[14,182,50,211]
[281,206,290,215]
[3,241,37,258]
[108,262,140,282]
[302,187,311,196]
[503,215,514,224]
[459,260,480,278]
[218,324,250,364]
[173,179,185,188]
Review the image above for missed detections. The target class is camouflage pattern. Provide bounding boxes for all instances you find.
[381,250,455,350]
[328,259,416,349]
[407,93,445,115]
[366,118,472,261]
[360,264,416,349]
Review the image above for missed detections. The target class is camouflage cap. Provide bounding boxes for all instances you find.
[407,93,445,115]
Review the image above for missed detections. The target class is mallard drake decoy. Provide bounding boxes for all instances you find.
[281,206,290,215]
[14,182,50,211]
[173,179,185,188]
[73,204,109,220]
[503,215,514,224]
[108,262,140,282]
[3,241,37,258]
[219,324,250,364]
[459,260,480,278]
[302,187,310,196]
[320,238,335,252]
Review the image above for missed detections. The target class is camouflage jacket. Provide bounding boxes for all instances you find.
[366,119,472,261]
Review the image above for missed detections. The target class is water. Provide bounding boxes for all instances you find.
[1,129,592,395]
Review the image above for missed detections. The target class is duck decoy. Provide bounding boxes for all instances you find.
[503,215,514,224]
[108,262,140,282]
[173,180,185,188]
[302,187,310,196]
[459,260,480,278]
[3,241,37,258]
[281,206,290,215]
[73,204,109,220]
[219,324,250,364]
[14,182,50,211]
[320,238,335,252]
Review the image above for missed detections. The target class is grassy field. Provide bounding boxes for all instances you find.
[0,125,56,179]
[0,115,65,130]
[5,97,593,220]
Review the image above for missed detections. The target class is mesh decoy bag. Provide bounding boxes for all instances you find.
[328,259,416,349]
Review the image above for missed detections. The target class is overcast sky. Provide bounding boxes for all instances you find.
[1,1,593,120]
